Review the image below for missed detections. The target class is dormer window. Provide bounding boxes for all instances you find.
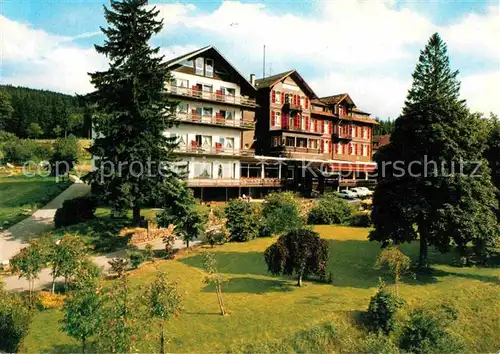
[205,58,214,78]
[195,57,204,75]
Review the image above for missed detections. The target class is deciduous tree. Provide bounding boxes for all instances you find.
[375,247,411,296]
[143,271,182,353]
[202,252,229,316]
[264,229,329,287]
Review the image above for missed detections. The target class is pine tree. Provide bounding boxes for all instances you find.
[371,33,499,268]
[87,0,180,223]
[0,91,14,131]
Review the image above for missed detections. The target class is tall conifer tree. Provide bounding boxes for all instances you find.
[371,33,499,268]
[87,0,180,223]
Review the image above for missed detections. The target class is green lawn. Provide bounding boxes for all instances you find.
[0,175,70,226]
[22,226,500,353]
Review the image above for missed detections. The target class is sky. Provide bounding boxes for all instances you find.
[1,0,499,119]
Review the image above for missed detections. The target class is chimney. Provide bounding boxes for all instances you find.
[250,74,255,86]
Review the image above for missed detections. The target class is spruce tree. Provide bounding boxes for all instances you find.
[87,0,180,223]
[371,33,499,268]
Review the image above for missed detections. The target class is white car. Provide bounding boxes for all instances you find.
[336,189,359,199]
[356,187,374,197]
[351,187,371,198]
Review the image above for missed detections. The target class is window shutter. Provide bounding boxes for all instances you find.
[314,119,318,132]
[298,96,301,106]
[282,112,287,128]
[349,143,353,155]
[293,95,297,105]
[305,98,309,109]
[272,90,276,103]
[271,111,275,127]
[305,116,310,130]
[328,121,333,134]
[355,143,359,155]
[329,140,332,153]
[320,140,325,153]
[368,127,371,139]
[281,92,285,104]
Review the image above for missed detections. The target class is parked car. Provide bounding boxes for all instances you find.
[351,187,369,198]
[336,189,359,199]
[356,187,374,196]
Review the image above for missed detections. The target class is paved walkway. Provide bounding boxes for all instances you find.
[0,181,91,262]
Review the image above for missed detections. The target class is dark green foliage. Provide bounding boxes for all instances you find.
[26,122,43,138]
[358,333,399,354]
[308,193,354,225]
[261,191,303,235]
[127,250,145,269]
[54,196,96,228]
[373,117,395,136]
[371,33,499,268]
[50,135,80,176]
[157,182,206,248]
[264,229,329,286]
[366,282,400,334]
[0,288,31,353]
[225,199,260,242]
[484,113,500,221]
[0,85,85,138]
[2,138,53,163]
[349,213,372,227]
[399,307,462,354]
[86,0,181,223]
[143,244,154,262]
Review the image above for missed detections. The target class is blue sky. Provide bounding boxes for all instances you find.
[2,0,499,118]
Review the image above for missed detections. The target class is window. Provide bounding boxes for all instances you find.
[202,107,213,117]
[297,138,307,148]
[177,102,188,114]
[202,135,212,148]
[178,134,187,147]
[203,84,213,93]
[285,137,295,147]
[275,91,281,103]
[194,162,212,178]
[195,58,204,75]
[225,110,234,120]
[226,88,235,97]
[176,78,188,88]
[272,136,282,147]
[205,58,214,77]
[274,111,281,126]
[225,137,234,149]
[309,139,318,149]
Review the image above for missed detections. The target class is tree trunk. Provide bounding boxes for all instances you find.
[297,272,303,287]
[216,285,225,316]
[160,323,165,354]
[186,238,190,248]
[395,273,399,297]
[82,337,86,354]
[133,206,141,225]
[419,234,429,270]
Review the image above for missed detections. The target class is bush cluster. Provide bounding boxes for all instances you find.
[225,199,260,242]
[349,212,372,227]
[308,193,354,225]
[261,191,303,236]
[366,282,401,334]
[54,196,97,228]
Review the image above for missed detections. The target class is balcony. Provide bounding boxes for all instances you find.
[176,112,254,129]
[284,146,321,154]
[186,177,282,188]
[333,131,353,141]
[278,125,322,135]
[282,102,303,112]
[167,84,257,108]
[176,142,255,157]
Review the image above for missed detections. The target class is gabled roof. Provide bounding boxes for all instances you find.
[310,98,328,107]
[164,45,256,92]
[320,93,355,106]
[255,70,318,99]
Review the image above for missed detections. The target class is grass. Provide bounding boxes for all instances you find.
[0,175,70,226]
[22,225,500,353]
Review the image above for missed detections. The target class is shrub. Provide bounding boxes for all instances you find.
[366,281,400,334]
[225,199,260,242]
[358,333,400,354]
[205,226,229,247]
[144,244,154,262]
[349,212,372,227]
[308,193,354,225]
[399,307,462,354]
[50,135,80,176]
[0,290,31,353]
[262,191,303,236]
[127,250,145,269]
[54,196,96,228]
[2,138,52,163]
[37,291,66,310]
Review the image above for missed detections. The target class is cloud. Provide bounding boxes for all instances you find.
[1,1,498,117]
[0,15,107,94]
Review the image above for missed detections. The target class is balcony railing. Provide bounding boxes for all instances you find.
[176,112,255,128]
[333,131,353,140]
[186,177,282,187]
[176,144,255,156]
[282,102,303,112]
[284,146,321,154]
[278,125,322,134]
[167,84,257,108]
